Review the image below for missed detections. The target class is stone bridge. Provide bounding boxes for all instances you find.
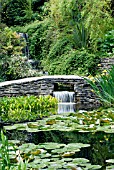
[0,75,100,110]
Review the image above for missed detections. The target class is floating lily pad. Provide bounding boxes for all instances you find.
[106,165,114,169]
[72,158,90,164]
[106,159,114,164]
[27,162,47,169]
[40,153,52,158]
[46,119,56,125]
[8,140,20,144]
[39,142,63,150]
[84,164,102,169]
[64,163,78,169]
[27,122,39,128]
[26,128,40,132]
[51,148,67,154]
[61,158,73,162]
[66,143,90,149]
[62,151,76,157]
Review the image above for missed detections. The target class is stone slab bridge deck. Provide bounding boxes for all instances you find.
[0,75,100,110]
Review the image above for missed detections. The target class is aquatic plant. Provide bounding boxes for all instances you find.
[0,130,11,169]
[0,134,102,170]
[2,107,114,169]
[4,107,114,134]
[0,95,58,122]
[0,130,27,170]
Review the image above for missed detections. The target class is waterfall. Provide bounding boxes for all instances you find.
[53,91,75,113]
[18,33,29,57]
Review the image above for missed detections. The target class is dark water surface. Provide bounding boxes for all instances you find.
[5,129,114,169]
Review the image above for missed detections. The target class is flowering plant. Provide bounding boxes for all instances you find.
[86,65,114,107]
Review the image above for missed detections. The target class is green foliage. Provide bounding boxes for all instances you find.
[1,0,32,26]
[2,107,114,168]
[14,20,50,60]
[72,23,89,49]
[48,0,89,48]
[28,20,50,60]
[1,0,48,27]
[47,36,72,59]
[32,0,49,20]
[0,55,39,81]
[0,130,11,170]
[1,0,114,78]
[49,0,84,27]
[82,0,114,49]
[86,65,114,107]
[49,0,114,50]
[97,30,114,54]
[42,48,100,75]
[0,27,39,81]
[0,27,24,59]
[0,130,27,170]
[5,107,114,132]
[0,95,58,122]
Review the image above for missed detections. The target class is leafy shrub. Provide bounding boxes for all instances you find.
[0,55,39,81]
[0,27,25,59]
[86,65,114,107]
[1,0,32,26]
[14,20,50,60]
[47,36,72,59]
[0,95,58,122]
[97,30,114,54]
[82,0,114,49]
[0,27,38,81]
[42,48,100,76]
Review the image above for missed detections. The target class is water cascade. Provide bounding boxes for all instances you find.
[53,91,76,113]
[18,33,29,57]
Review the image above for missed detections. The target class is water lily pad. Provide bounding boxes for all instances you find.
[40,153,52,158]
[106,159,114,164]
[26,128,41,132]
[39,142,62,150]
[84,164,102,169]
[4,125,17,130]
[61,158,73,162]
[18,143,36,152]
[105,129,114,133]
[28,162,47,168]
[27,122,38,128]
[8,140,20,144]
[106,165,114,169]
[51,148,67,154]
[72,158,90,164]
[46,119,56,125]
[48,162,63,169]
[67,143,90,149]
[31,149,42,155]
[62,151,76,157]
[64,163,78,169]
[51,154,60,158]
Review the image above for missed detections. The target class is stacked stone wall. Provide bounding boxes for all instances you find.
[99,57,114,70]
[0,57,113,110]
[0,76,100,110]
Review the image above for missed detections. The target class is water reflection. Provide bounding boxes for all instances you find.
[5,129,114,169]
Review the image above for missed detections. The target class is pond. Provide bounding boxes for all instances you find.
[1,108,114,170]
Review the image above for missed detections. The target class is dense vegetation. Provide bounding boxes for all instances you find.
[86,65,114,107]
[0,95,58,122]
[0,1,114,170]
[0,0,114,81]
